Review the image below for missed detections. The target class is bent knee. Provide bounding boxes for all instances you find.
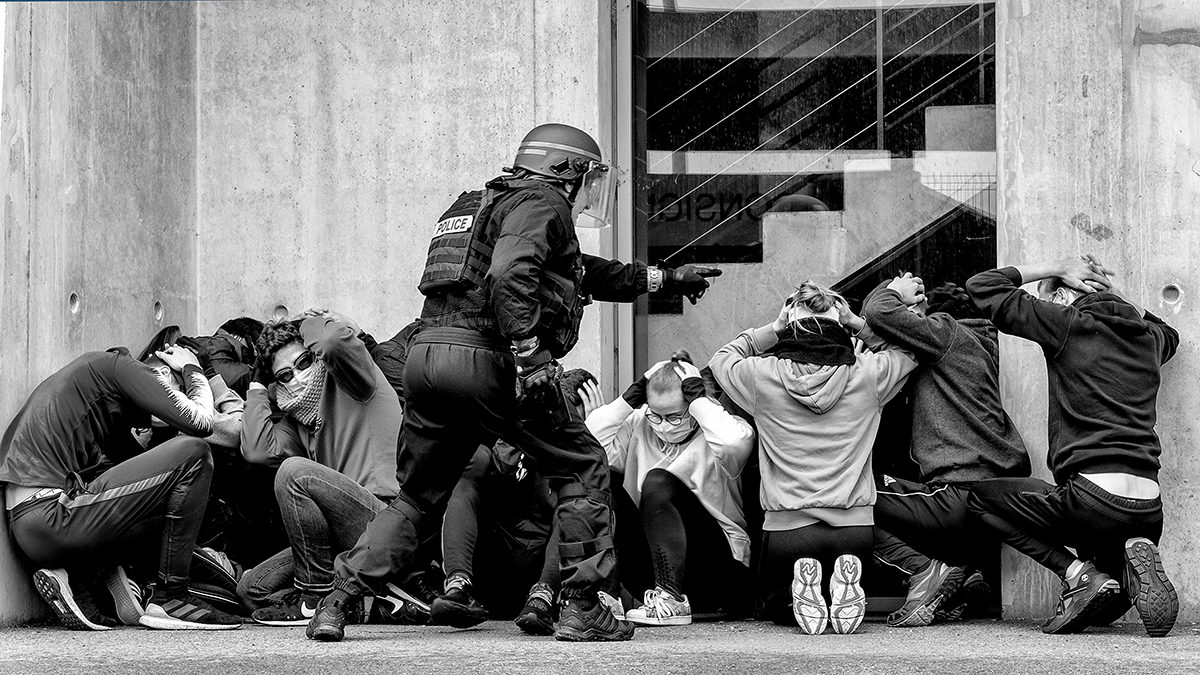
[639,468,684,503]
[158,436,213,470]
[274,456,318,496]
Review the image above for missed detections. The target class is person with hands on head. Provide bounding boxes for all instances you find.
[583,353,755,627]
[964,255,1180,637]
[0,335,241,631]
[236,308,404,627]
[861,272,1030,628]
[709,282,918,636]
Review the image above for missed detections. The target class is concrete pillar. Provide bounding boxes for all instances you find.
[995,0,1200,619]
[0,1,197,625]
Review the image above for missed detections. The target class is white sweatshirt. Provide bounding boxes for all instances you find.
[586,395,756,565]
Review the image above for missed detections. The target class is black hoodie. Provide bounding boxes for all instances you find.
[966,267,1179,483]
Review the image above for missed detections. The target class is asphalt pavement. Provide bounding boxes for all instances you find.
[3,618,1198,675]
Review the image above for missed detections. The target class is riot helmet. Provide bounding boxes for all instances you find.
[509,123,613,228]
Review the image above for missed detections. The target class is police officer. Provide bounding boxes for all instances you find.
[306,123,719,642]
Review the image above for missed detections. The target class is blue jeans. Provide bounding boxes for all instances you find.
[237,457,385,607]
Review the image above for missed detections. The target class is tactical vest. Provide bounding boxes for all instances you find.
[417,179,587,359]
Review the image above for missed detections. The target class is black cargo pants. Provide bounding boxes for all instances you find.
[334,328,617,600]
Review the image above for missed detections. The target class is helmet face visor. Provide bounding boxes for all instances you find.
[574,162,613,229]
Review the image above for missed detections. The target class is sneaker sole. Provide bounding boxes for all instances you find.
[33,569,110,632]
[138,613,242,631]
[515,611,556,636]
[829,555,866,635]
[625,614,692,626]
[791,558,828,635]
[1126,538,1178,638]
[103,567,144,626]
[306,625,345,642]
[430,598,488,628]
[554,626,635,642]
[253,617,311,627]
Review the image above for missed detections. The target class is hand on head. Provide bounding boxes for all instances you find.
[887,272,926,306]
[577,379,605,418]
[1059,256,1112,294]
[154,344,200,372]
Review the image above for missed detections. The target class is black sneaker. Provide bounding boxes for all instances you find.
[1125,537,1178,637]
[140,591,243,630]
[251,589,322,627]
[515,582,557,636]
[1041,562,1122,634]
[887,561,966,628]
[33,568,117,631]
[555,596,635,642]
[306,591,352,642]
[430,573,488,628]
[934,570,989,623]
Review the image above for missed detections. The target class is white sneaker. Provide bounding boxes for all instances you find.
[102,566,144,626]
[829,554,866,634]
[625,587,692,626]
[791,558,828,635]
[32,568,112,631]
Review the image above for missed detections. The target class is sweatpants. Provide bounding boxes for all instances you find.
[758,522,873,625]
[8,436,213,592]
[873,475,986,574]
[967,475,1163,578]
[441,446,553,617]
[334,328,618,601]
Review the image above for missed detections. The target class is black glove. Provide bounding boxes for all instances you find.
[622,374,649,408]
[680,376,706,404]
[252,355,275,387]
[515,350,562,398]
[661,265,723,304]
[176,336,217,380]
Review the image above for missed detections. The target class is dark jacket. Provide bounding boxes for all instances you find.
[863,287,1030,483]
[0,351,214,489]
[421,177,645,355]
[966,267,1179,483]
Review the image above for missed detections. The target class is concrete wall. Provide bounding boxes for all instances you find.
[0,2,198,624]
[194,0,609,377]
[995,0,1200,620]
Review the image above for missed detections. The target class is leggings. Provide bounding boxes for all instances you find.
[757,522,873,625]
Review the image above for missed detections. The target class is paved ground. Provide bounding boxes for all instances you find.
[3,619,1199,675]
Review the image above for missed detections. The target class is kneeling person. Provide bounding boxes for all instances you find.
[588,356,755,626]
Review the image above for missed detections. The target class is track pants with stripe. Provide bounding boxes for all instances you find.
[8,436,213,591]
[873,475,987,575]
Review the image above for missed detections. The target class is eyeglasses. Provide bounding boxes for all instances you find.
[274,350,315,384]
[645,409,688,426]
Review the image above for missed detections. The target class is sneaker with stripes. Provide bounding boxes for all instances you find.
[102,566,144,626]
[140,592,243,630]
[32,568,116,631]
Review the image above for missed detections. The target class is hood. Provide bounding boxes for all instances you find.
[776,358,850,414]
[190,334,242,363]
[1073,293,1150,336]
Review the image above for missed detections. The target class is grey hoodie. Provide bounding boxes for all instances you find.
[709,325,917,530]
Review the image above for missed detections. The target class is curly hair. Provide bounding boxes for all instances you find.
[926,282,982,320]
[559,368,597,409]
[256,320,303,366]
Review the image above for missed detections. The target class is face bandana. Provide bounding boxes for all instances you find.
[277,360,327,431]
[649,415,698,445]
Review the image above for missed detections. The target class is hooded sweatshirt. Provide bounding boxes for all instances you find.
[241,317,401,499]
[863,288,1030,483]
[709,324,917,530]
[966,267,1179,483]
[586,395,756,565]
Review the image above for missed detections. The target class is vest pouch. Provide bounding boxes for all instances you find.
[417,190,496,297]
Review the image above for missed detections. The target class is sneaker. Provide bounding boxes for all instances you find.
[887,561,966,628]
[370,584,429,625]
[430,573,488,628]
[140,593,243,630]
[306,591,352,642]
[32,568,115,631]
[790,558,828,635]
[1124,537,1178,637]
[934,570,989,623]
[554,596,635,642]
[251,589,322,626]
[626,587,692,626]
[515,583,557,636]
[101,566,144,626]
[1040,562,1122,634]
[828,554,866,635]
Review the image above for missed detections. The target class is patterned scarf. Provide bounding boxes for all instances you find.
[277,360,327,431]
